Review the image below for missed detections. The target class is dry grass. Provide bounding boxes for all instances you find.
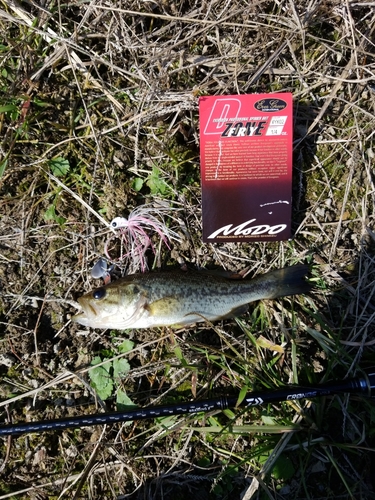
[0,0,375,498]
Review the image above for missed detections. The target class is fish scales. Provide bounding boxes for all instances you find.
[72,265,310,330]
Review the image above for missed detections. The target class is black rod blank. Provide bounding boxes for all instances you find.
[1,370,374,436]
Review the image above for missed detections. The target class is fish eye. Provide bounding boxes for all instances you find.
[111,221,117,228]
[93,288,106,300]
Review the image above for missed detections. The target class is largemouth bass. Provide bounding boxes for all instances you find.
[72,265,310,330]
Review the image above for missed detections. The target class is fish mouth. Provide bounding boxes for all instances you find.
[71,310,88,325]
[71,297,98,326]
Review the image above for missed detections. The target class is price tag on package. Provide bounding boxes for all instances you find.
[199,93,293,242]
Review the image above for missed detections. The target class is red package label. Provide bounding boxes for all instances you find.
[199,93,293,242]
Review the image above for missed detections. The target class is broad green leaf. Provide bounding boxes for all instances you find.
[44,205,66,225]
[132,177,143,191]
[197,457,211,467]
[118,340,134,353]
[100,349,114,358]
[44,205,56,221]
[113,358,130,379]
[261,415,276,425]
[116,390,136,411]
[89,357,113,400]
[146,167,169,195]
[49,157,70,177]
[272,456,295,480]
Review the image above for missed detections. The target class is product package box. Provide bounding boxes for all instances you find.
[199,93,293,242]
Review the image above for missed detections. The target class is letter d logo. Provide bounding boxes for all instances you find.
[202,98,242,135]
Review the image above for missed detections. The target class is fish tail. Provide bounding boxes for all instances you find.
[256,264,311,300]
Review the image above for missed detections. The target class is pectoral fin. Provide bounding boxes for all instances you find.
[148,297,182,318]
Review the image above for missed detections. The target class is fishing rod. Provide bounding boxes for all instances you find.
[1,369,374,436]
